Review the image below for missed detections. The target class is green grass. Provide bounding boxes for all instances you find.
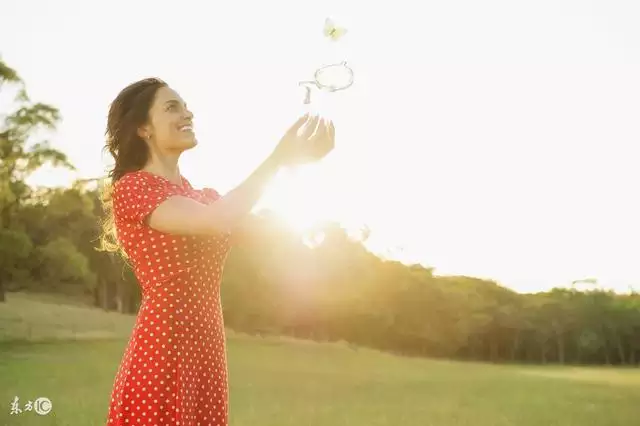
[1,292,639,426]
[0,292,135,342]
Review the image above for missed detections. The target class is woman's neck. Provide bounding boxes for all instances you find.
[143,157,182,186]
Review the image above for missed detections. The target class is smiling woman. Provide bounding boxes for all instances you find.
[98,77,335,426]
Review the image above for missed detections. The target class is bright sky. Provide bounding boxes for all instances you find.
[2,0,640,294]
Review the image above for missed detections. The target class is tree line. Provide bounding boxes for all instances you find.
[1,58,639,366]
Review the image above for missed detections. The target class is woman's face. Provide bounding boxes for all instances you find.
[141,86,196,152]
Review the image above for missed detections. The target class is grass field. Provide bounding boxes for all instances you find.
[1,292,639,426]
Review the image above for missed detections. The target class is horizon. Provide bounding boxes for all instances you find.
[2,0,640,294]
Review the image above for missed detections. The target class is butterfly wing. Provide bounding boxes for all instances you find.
[323,17,348,41]
[330,27,347,41]
[323,17,335,37]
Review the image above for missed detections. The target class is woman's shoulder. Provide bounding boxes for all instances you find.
[115,170,162,190]
[114,169,219,201]
[113,171,165,206]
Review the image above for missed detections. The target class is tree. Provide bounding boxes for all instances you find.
[0,228,33,301]
[0,58,74,302]
[38,237,97,293]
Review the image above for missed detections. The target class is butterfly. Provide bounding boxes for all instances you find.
[323,17,348,41]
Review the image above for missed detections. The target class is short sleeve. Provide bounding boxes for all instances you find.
[201,187,222,204]
[113,173,175,224]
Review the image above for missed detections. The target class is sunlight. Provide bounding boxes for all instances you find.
[256,163,336,234]
[5,1,638,293]
[254,159,375,250]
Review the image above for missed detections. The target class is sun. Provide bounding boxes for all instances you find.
[254,164,337,234]
[251,157,374,250]
[270,203,325,234]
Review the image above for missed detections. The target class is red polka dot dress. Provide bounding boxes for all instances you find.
[105,170,232,426]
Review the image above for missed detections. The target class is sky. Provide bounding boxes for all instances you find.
[2,0,640,294]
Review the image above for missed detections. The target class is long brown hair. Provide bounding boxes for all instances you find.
[98,78,168,255]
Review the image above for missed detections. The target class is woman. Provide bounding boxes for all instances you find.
[100,77,335,426]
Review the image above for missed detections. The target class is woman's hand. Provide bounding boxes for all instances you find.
[271,114,335,167]
[144,116,335,238]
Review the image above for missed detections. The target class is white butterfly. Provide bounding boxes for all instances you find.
[323,17,348,41]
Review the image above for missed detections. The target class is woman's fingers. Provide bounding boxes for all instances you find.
[310,119,334,158]
[287,114,311,137]
[314,118,329,140]
[300,115,321,140]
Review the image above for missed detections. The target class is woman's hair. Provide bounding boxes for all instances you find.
[98,77,168,255]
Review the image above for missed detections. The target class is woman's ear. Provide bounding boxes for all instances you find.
[137,124,151,141]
